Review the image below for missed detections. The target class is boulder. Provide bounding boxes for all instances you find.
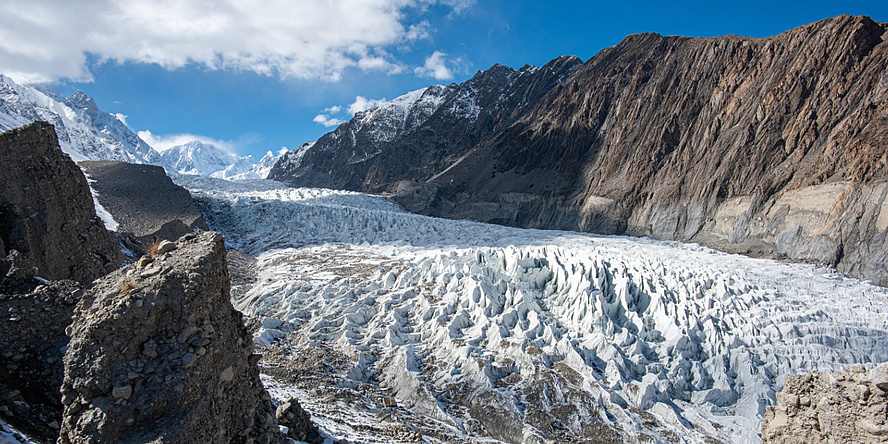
[58,231,282,444]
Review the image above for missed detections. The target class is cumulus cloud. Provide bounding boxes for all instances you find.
[314,95,388,127]
[347,96,387,115]
[415,51,454,80]
[313,114,345,128]
[138,129,235,153]
[0,0,471,84]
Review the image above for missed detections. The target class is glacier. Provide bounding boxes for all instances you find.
[178,175,888,443]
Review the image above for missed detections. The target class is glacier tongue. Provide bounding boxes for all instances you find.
[179,175,888,443]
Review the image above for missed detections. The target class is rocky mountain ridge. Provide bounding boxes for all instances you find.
[0,75,276,180]
[0,122,123,285]
[271,15,888,286]
[268,55,584,192]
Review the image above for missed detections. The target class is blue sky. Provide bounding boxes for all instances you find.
[2,0,887,160]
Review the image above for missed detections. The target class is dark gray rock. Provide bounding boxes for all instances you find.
[0,122,123,285]
[77,161,209,246]
[0,250,83,443]
[268,55,584,193]
[275,397,322,443]
[58,231,282,444]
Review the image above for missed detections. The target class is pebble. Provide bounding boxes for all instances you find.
[112,384,132,400]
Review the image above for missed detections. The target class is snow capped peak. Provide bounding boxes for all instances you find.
[0,75,162,164]
[66,90,99,112]
[160,140,242,176]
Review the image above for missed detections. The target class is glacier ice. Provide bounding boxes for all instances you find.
[179,175,888,443]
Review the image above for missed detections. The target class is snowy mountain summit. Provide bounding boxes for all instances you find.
[0,74,162,163]
[0,74,280,180]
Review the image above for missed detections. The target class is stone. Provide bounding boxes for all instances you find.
[275,397,322,444]
[155,240,177,255]
[58,232,285,444]
[871,363,888,393]
[763,363,888,443]
[112,385,132,400]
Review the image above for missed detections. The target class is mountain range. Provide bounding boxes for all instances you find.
[0,75,279,179]
[269,15,888,286]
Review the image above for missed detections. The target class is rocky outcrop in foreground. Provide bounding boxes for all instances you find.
[762,363,888,443]
[0,251,83,443]
[0,122,122,285]
[58,231,283,443]
[78,161,209,245]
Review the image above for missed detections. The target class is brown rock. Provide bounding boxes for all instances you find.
[0,122,123,285]
[58,231,283,444]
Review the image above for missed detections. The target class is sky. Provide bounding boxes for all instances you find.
[2,0,887,160]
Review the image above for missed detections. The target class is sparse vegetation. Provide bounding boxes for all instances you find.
[148,240,161,256]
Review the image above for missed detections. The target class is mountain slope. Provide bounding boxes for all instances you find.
[394,15,887,285]
[0,75,162,163]
[268,56,583,192]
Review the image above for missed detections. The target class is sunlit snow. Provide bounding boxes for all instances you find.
[179,175,888,443]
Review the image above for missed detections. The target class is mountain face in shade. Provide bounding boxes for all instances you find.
[267,55,584,192]
[273,15,888,285]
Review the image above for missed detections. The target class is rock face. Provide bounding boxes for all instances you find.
[0,122,122,285]
[409,15,888,285]
[0,251,84,443]
[58,231,281,444]
[268,55,584,192]
[762,363,888,443]
[78,161,209,244]
[274,15,888,285]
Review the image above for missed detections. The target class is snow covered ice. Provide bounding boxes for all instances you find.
[180,175,888,443]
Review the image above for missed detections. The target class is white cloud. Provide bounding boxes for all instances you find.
[313,114,345,128]
[0,0,471,84]
[138,129,235,153]
[277,147,289,156]
[113,113,129,127]
[314,95,387,127]
[415,50,454,80]
[347,96,387,115]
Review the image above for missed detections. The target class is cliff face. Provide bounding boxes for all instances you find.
[78,161,208,245]
[393,15,888,285]
[268,55,583,193]
[0,122,122,285]
[761,363,888,443]
[58,232,282,444]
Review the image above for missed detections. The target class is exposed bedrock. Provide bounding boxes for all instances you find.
[762,363,888,443]
[58,231,283,444]
[0,122,122,286]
